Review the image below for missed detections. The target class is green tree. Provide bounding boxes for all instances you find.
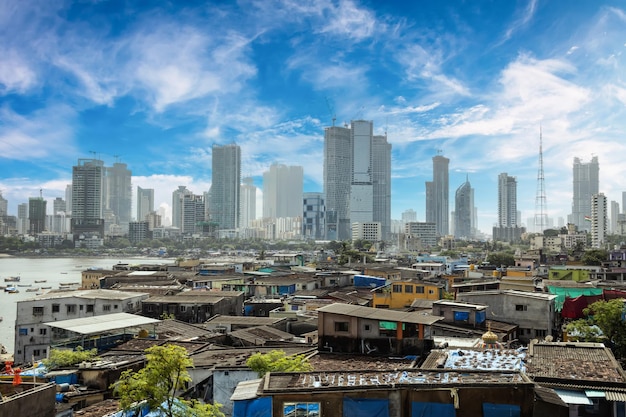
[581,249,609,266]
[486,252,515,267]
[114,344,224,417]
[246,349,313,377]
[43,346,98,370]
[583,299,626,358]
[565,319,605,343]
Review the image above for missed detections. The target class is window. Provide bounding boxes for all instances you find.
[103,305,111,312]
[392,284,402,293]
[415,286,425,294]
[515,304,528,311]
[283,402,320,416]
[334,322,349,332]
[39,328,47,335]
[180,305,187,312]
[146,305,154,312]
[364,324,371,331]
[66,304,77,314]
[86,305,94,313]
[52,304,60,313]
[536,329,547,338]
[114,304,118,310]
[32,307,44,316]
[404,285,413,293]
[19,328,28,336]
[79,305,84,311]
[428,289,435,294]
[33,349,41,357]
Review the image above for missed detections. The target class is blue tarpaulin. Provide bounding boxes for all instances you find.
[475,310,486,324]
[343,398,389,417]
[233,397,272,417]
[412,402,456,417]
[482,403,521,417]
[453,311,469,321]
[354,275,387,288]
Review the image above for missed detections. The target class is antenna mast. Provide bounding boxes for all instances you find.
[534,126,548,233]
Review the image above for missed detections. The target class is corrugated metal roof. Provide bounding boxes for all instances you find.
[230,378,262,401]
[316,303,443,325]
[554,389,593,405]
[606,391,626,402]
[45,312,160,335]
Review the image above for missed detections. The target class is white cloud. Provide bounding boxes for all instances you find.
[317,0,378,41]
[0,105,78,161]
[501,0,538,43]
[0,49,36,94]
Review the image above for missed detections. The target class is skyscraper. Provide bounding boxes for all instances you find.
[0,191,7,217]
[71,158,105,237]
[106,162,132,233]
[498,173,518,227]
[240,177,257,229]
[28,196,47,234]
[426,155,449,237]
[172,186,193,230]
[181,193,205,235]
[303,192,325,240]
[494,172,525,242]
[372,134,391,240]
[210,143,241,230]
[323,124,352,240]
[591,193,607,248]
[17,203,28,235]
[137,186,154,222]
[454,177,473,239]
[401,209,417,223]
[0,191,7,235]
[569,156,599,232]
[610,200,620,234]
[263,163,303,219]
[323,120,391,241]
[350,120,374,227]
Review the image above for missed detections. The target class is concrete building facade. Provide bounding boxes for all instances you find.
[14,289,148,363]
[569,156,599,232]
[426,155,449,237]
[210,143,241,231]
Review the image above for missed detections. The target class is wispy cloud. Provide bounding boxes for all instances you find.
[0,105,78,161]
[0,49,37,94]
[501,0,538,43]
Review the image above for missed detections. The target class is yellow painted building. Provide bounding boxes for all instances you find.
[372,280,445,309]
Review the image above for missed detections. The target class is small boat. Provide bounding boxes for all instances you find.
[41,286,52,289]
[34,280,47,283]
[17,284,32,287]
[4,287,18,293]
[4,276,20,282]
[26,287,39,292]
[60,272,68,274]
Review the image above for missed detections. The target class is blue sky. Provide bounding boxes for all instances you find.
[1,0,626,235]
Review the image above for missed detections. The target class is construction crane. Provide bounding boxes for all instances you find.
[325,96,336,127]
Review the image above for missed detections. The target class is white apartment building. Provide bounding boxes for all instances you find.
[14,289,148,363]
[351,222,382,242]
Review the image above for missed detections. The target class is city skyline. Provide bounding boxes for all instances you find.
[2,1,626,234]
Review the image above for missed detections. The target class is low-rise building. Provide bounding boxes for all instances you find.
[317,303,442,356]
[371,280,445,309]
[14,289,148,363]
[232,369,551,417]
[141,291,244,323]
[456,290,558,343]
